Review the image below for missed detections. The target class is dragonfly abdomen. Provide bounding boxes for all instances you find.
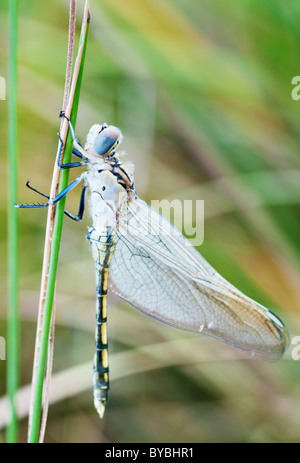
[88,228,116,418]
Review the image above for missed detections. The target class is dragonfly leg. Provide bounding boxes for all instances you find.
[25,180,49,200]
[56,132,87,170]
[59,111,88,162]
[66,182,87,221]
[25,180,86,221]
[15,172,86,210]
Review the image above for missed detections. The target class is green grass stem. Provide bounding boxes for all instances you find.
[28,8,90,443]
[6,0,19,444]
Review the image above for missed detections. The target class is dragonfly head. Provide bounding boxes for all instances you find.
[86,123,122,157]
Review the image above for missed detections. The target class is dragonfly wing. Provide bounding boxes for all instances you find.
[109,198,288,362]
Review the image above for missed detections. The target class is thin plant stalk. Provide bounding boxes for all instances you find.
[28,0,77,442]
[28,2,90,443]
[6,0,19,444]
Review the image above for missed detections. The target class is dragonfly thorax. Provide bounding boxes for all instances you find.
[88,170,127,232]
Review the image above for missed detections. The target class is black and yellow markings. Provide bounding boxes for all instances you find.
[90,232,116,418]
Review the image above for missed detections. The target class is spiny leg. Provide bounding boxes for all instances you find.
[25,180,86,221]
[15,172,86,211]
[58,112,89,165]
[25,181,49,200]
[56,132,88,170]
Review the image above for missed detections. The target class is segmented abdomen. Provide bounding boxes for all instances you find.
[88,228,116,418]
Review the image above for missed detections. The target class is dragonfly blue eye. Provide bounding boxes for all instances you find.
[94,126,121,156]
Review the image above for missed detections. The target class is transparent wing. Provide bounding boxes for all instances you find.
[109,198,288,361]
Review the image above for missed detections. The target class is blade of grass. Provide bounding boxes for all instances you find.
[37,1,77,443]
[6,0,19,444]
[27,2,77,440]
[28,1,90,443]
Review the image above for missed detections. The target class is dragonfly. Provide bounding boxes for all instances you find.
[16,113,289,418]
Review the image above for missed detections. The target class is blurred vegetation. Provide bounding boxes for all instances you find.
[1,0,300,443]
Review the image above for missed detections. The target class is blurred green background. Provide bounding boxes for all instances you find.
[1,0,300,443]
